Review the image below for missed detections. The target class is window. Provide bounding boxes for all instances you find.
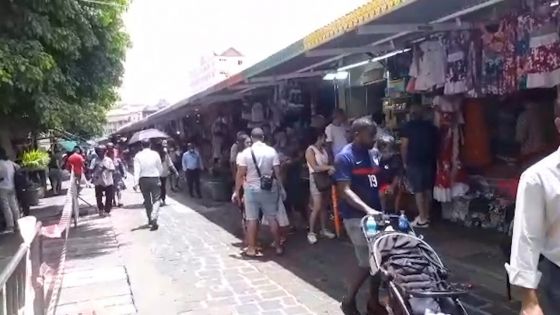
[238,59,243,65]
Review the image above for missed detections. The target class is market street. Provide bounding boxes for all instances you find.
[45,176,521,315]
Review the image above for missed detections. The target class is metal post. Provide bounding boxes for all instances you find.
[31,231,44,315]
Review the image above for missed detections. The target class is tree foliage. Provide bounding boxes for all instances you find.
[0,0,129,139]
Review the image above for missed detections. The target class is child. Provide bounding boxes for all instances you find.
[377,136,404,213]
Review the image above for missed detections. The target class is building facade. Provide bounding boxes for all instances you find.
[189,47,245,95]
[104,101,168,135]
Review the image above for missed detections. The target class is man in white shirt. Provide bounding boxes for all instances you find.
[133,140,163,230]
[0,147,20,233]
[325,108,349,162]
[232,128,285,257]
[506,100,560,315]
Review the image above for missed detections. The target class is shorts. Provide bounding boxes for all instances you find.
[309,173,322,196]
[243,187,279,221]
[343,218,370,268]
[406,164,435,193]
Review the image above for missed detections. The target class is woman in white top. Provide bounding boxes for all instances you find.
[305,130,336,244]
[156,143,178,206]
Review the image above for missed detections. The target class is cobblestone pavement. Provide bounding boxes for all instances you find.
[106,177,520,315]
[111,186,336,315]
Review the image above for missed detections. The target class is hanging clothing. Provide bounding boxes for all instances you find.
[251,102,265,123]
[408,40,447,92]
[517,7,560,89]
[461,99,492,169]
[444,32,469,95]
[480,18,517,96]
[516,108,547,156]
[433,96,464,203]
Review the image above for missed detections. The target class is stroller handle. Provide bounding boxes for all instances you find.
[408,289,469,298]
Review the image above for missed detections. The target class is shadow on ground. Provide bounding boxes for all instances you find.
[167,189,520,314]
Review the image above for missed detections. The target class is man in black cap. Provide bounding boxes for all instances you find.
[133,140,163,230]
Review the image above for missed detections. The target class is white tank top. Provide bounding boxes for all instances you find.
[307,145,329,174]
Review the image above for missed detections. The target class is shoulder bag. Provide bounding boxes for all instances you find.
[250,149,273,191]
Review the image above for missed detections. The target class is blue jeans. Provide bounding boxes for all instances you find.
[243,187,279,221]
[540,258,560,314]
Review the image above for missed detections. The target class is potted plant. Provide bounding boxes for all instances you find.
[20,149,50,203]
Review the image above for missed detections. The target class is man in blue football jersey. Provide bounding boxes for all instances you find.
[335,117,385,315]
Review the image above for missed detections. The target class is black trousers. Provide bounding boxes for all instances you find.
[160,177,167,202]
[185,169,201,198]
[95,185,114,213]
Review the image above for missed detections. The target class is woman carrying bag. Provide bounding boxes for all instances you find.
[305,130,336,244]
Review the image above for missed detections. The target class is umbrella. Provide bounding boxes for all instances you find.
[128,128,169,144]
[58,140,78,152]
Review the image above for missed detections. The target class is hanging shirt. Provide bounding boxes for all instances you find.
[334,143,382,219]
[251,102,265,123]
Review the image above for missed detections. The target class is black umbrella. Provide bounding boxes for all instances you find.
[128,128,169,144]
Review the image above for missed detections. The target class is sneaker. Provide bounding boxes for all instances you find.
[150,222,159,231]
[307,232,318,245]
[3,228,15,234]
[320,229,336,239]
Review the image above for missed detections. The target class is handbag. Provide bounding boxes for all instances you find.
[250,149,273,191]
[312,171,332,192]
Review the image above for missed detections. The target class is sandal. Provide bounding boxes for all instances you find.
[241,250,263,258]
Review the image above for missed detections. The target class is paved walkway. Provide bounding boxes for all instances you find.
[43,177,522,315]
[41,187,136,315]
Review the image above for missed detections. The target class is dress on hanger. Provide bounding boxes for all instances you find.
[444,31,469,95]
[480,19,516,95]
[408,40,447,92]
[433,96,464,203]
[517,6,560,89]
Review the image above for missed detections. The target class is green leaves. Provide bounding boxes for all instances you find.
[0,0,130,139]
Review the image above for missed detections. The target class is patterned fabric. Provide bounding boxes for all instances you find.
[517,7,560,89]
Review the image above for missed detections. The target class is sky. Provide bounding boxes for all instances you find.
[118,0,368,105]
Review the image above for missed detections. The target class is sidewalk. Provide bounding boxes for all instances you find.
[41,187,136,315]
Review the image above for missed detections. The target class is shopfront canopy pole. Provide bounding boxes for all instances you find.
[331,185,342,238]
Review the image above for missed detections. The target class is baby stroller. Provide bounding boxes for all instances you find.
[361,215,469,315]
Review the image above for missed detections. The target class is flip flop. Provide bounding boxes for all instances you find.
[241,250,263,258]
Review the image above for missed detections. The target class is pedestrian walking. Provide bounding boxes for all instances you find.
[505,100,560,315]
[0,147,21,233]
[90,145,115,217]
[133,140,163,231]
[48,149,62,195]
[66,146,86,189]
[168,145,182,191]
[156,142,178,206]
[230,131,248,179]
[182,143,203,198]
[334,118,384,315]
[400,104,438,228]
[325,108,349,162]
[232,128,285,257]
[305,129,336,244]
[107,148,126,207]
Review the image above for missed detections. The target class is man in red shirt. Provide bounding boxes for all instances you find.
[67,146,85,185]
